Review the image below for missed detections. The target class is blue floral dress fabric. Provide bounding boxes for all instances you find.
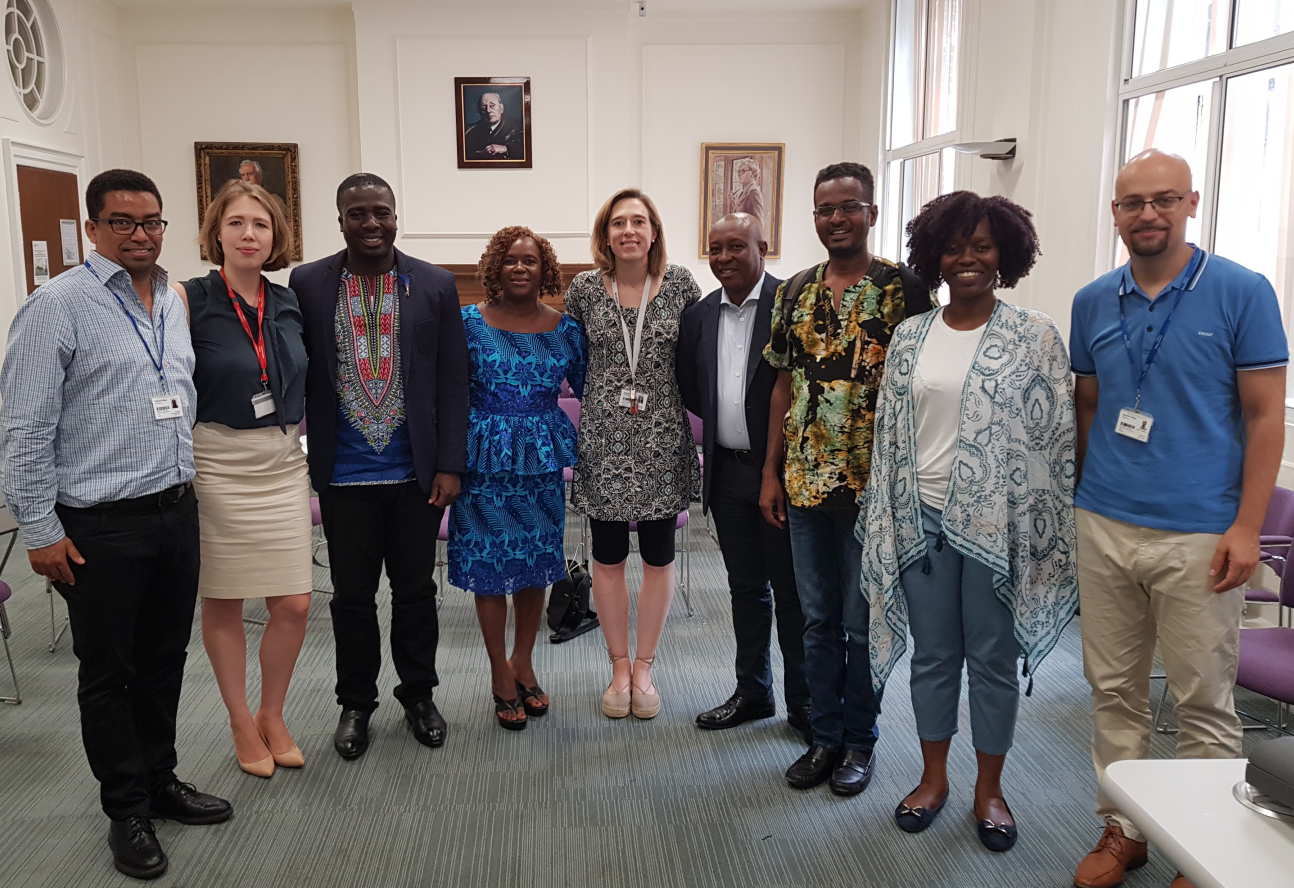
[448,305,587,595]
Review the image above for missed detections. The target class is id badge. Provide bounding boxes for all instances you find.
[1115,407,1153,443]
[617,387,648,415]
[251,389,276,419]
[151,394,184,421]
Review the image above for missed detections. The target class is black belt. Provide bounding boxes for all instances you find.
[73,483,193,515]
[715,446,757,466]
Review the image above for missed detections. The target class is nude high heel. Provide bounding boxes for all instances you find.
[630,656,661,720]
[602,654,631,719]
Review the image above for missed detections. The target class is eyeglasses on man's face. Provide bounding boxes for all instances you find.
[813,200,872,219]
[95,217,168,236]
[1113,194,1187,215]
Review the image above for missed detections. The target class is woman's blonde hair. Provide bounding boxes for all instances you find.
[200,179,293,271]
[589,187,666,278]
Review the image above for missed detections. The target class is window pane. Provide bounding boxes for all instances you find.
[1122,81,1212,252]
[1215,62,1294,327]
[883,159,904,260]
[890,0,919,148]
[1234,0,1294,47]
[922,0,960,137]
[1132,0,1230,76]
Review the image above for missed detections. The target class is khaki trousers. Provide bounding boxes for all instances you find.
[1076,508,1243,841]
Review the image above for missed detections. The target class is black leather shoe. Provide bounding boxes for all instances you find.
[695,693,775,730]
[829,747,876,796]
[785,744,840,789]
[109,816,167,880]
[787,704,812,744]
[894,788,949,833]
[148,780,232,825]
[334,708,372,760]
[405,697,447,748]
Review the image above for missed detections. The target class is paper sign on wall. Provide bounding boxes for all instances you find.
[59,219,80,264]
[32,240,50,285]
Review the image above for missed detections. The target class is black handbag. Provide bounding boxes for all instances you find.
[547,559,599,643]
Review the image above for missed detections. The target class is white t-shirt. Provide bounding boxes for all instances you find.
[912,308,988,511]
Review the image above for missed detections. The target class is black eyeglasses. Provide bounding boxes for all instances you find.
[95,217,168,235]
[813,201,872,219]
[1113,195,1187,215]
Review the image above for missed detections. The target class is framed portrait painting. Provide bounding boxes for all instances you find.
[454,76,533,169]
[194,142,302,262]
[698,142,785,259]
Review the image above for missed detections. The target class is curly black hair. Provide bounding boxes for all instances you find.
[477,225,563,303]
[813,162,874,201]
[904,191,1040,290]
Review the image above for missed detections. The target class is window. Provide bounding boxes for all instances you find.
[883,0,962,267]
[1117,0,1294,386]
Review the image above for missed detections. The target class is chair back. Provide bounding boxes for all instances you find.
[687,411,702,446]
[558,398,581,428]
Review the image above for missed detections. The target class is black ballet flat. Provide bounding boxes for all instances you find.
[975,804,1018,852]
[894,788,949,834]
[516,682,549,717]
[493,695,527,731]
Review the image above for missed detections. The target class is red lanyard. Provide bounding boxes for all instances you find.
[219,270,269,387]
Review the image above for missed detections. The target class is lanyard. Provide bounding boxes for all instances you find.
[609,274,653,384]
[1117,283,1185,408]
[90,260,165,381]
[219,270,269,387]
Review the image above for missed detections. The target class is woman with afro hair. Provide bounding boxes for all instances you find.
[448,225,586,730]
[857,191,1077,851]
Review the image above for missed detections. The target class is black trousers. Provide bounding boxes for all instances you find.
[318,481,442,711]
[708,449,809,710]
[54,487,200,820]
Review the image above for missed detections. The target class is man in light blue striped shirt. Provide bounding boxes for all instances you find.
[0,169,230,881]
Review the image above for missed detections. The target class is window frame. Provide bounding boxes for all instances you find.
[1113,0,1294,403]
[881,0,969,266]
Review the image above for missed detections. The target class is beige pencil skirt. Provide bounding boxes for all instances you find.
[193,421,313,600]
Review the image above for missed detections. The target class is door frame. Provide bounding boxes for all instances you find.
[3,140,85,306]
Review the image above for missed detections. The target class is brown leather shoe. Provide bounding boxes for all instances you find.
[1073,823,1148,888]
[1169,875,1196,888]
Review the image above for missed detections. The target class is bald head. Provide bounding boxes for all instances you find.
[1116,149,1193,195]
[708,212,767,299]
[1112,149,1199,259]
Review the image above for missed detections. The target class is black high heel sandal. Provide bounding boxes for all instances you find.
[493,695,527,731]
[516,682,549,717]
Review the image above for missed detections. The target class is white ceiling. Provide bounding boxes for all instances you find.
[118,0,871,12]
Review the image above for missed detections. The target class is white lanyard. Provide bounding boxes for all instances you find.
[609,274,653,384]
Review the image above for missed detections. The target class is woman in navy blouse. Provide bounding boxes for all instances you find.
[176,180,311,777]
[448,226,586,730]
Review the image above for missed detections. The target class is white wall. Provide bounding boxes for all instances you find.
[0,0,140,333]
[352,0,872,288]
[125,5,358,286]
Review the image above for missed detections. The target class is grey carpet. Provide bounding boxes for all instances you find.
[0,512,1279,887]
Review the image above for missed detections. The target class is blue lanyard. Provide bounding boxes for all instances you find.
[87,260,165,380]
[1117,282,1184,408]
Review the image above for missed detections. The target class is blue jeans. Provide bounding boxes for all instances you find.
[788,503,881,751]
[899,505,1019,755]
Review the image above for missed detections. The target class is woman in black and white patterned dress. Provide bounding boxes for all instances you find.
[565,187,700,720]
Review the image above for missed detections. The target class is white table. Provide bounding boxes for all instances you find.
[1103,758,1294,888]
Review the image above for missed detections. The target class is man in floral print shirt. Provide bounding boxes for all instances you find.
[761,161,933,796]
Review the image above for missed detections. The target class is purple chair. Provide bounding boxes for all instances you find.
[1236,554,1294,733]
[0,580,19,704]
[1154,487,1294,734]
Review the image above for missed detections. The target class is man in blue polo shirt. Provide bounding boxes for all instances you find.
[1070,149,1287,888]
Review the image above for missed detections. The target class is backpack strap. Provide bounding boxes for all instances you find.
[895,262,936,318]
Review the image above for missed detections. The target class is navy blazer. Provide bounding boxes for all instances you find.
[290,248,469,496]
[676,272,782,512]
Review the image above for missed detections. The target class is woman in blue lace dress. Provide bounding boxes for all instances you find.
[449,226,586,731]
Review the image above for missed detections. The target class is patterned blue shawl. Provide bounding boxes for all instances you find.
[856,301,1078,693]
